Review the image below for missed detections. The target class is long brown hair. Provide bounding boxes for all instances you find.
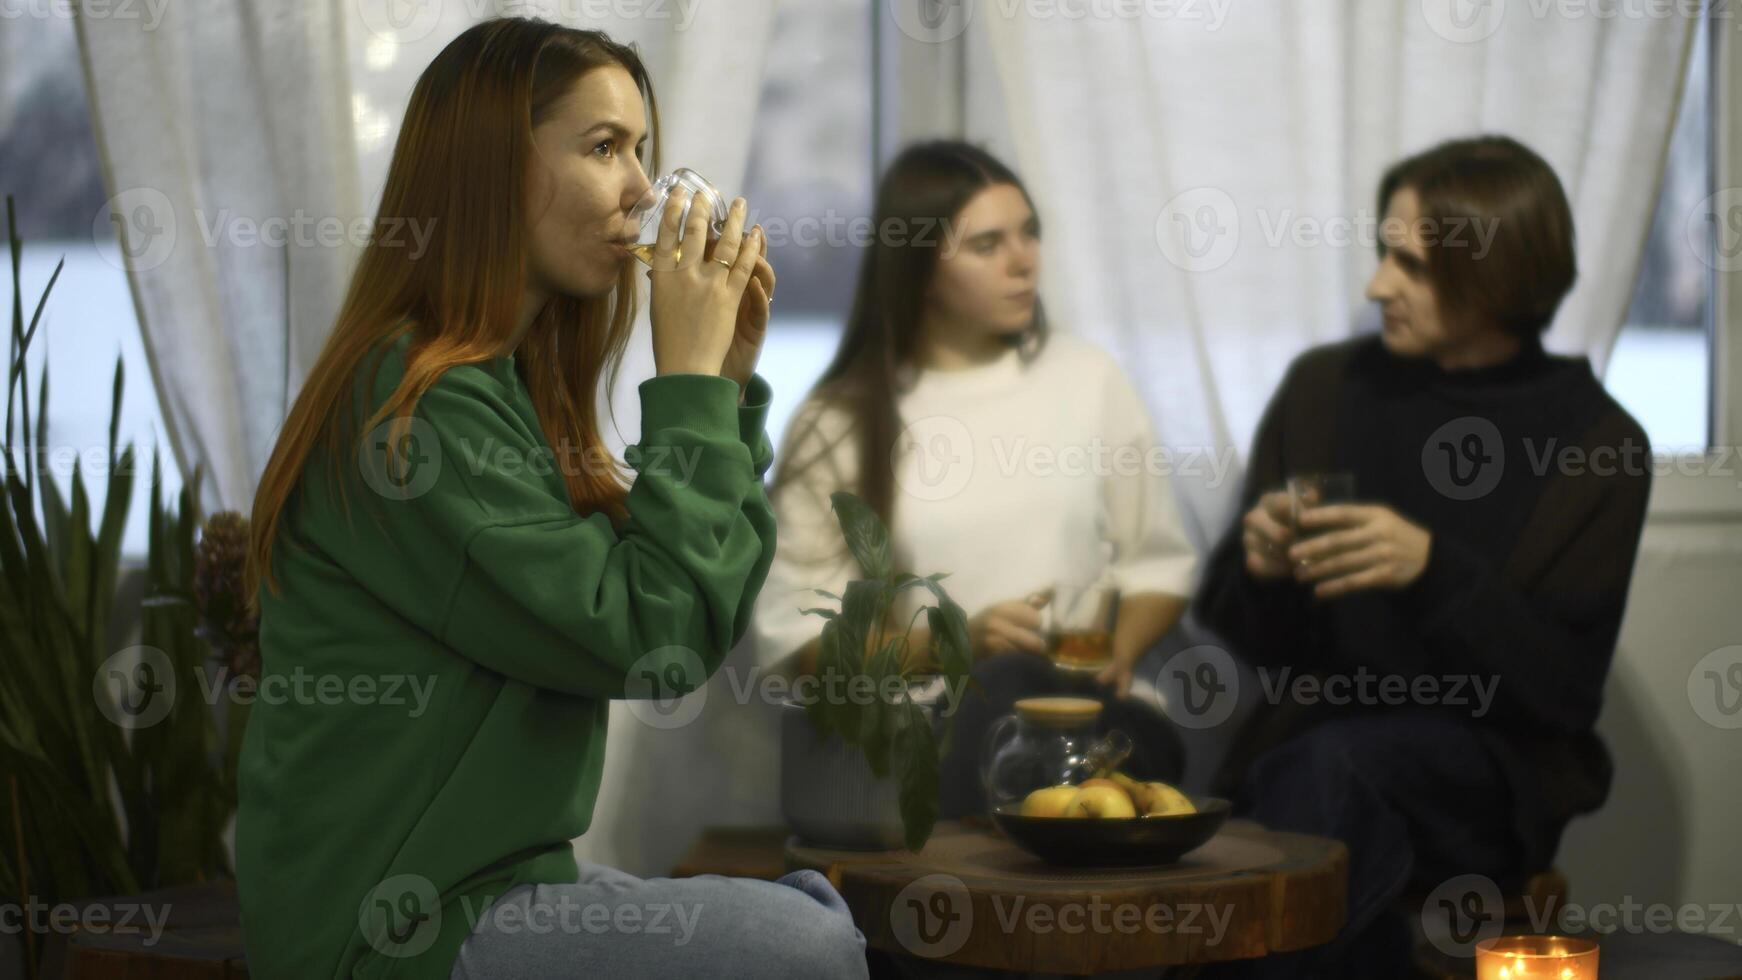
[247,18,660,607]
[773,141,1048,530]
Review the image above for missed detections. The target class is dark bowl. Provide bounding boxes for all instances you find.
[990,797,1232,868]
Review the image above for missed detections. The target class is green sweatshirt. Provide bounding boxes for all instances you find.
[236,330,777,979]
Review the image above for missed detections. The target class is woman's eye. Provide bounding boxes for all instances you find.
[592,140,614,158]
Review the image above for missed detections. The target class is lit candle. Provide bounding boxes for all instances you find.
[1475,935,1599,980]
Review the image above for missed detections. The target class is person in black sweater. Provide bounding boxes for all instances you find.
[1195,136,1651,977]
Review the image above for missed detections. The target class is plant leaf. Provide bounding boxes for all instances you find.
[829,491,891,581]
[893,700,940,852]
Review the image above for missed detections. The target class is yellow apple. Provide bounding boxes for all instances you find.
[1064,784,1138,819]
[1020,785,1080,818]
[1077,777,1135,809]
[1139,781,1196,817]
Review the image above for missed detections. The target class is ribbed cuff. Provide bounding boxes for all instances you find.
[636,373,741,442]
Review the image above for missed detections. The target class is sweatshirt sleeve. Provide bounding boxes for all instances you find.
[1099,367,1197,598]
[348,366,777,699]
[1392,416,1651,733]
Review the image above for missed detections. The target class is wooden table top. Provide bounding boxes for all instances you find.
[784,818,1347,974]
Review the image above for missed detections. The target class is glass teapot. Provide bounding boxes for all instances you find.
[980,696,1133,810]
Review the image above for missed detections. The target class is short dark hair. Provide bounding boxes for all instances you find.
[1377,135,1576,336]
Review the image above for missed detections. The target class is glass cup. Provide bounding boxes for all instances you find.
[1043,582,1119,673]
[625,167,733,266]
[1287,472,1356,544]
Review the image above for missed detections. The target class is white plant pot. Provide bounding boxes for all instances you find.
[778,696,942,850]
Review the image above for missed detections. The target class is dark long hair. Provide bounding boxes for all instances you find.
[249,18,659,606]
[772,140,1048,529]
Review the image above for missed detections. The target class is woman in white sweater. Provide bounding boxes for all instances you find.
[753,141,1198,817]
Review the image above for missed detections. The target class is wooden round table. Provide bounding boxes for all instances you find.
[786,817,1347,975]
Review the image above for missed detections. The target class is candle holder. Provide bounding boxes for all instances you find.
[1475,934,1599,979]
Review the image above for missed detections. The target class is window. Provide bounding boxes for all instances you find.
[0,9,179,558]
[1605,11,1714,452]
[739,0,875,449]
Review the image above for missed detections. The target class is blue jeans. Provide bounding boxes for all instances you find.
[450,861,868,979]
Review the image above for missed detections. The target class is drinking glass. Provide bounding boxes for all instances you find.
[1287,472,1356,543]
[1044,582,1119,673]
[625,167,734,266]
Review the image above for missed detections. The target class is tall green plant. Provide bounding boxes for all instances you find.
[800,491,973,851]
[0,195,231,977]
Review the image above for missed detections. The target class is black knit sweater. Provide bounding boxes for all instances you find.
[1195,334,1652,873]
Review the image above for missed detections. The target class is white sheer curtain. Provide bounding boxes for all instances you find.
[982,0,1696,544]
[76,0,363,513]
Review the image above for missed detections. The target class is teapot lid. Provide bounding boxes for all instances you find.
[1013,696,1102,727]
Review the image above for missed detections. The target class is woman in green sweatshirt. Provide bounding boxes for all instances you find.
[238,19,865,980]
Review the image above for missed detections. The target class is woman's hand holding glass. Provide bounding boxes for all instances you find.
[645,189,765,379]
[719,221,775,400]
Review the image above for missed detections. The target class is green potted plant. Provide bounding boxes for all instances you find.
[0,194,238,978]
[778,491,973,852]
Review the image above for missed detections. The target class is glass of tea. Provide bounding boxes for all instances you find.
[1287,472,1356,545]
[625,167,733,266]
[1044,582,1119,673]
